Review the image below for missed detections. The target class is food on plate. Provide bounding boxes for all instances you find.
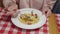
[18,11,39,25]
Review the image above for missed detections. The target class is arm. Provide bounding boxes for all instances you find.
[3,0,18,17]
[42,0,56,17]
[42,0,56,10]
[48,0,57,10]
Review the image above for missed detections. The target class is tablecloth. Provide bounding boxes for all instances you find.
[56,14,60,34]
[0,7,60,34]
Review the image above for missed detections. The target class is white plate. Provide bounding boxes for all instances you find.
[11,8,46,29]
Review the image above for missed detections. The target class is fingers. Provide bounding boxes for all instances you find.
[2,8,9,13]
[5,4,18,16]
[42,9,47,16]
[12,12,18,18]
[42,11,47,17]
[2,4,18,17]
[6,10,19,17]
[6,11,15,16]
[42,8,51,17]
[2,8,6,12]
[46,9,51,17]
[8,4,18,11]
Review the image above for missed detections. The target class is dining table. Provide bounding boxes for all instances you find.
[0,7,60,34]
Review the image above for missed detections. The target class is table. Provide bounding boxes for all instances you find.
[55,14,60,34]
[0,7,60,34]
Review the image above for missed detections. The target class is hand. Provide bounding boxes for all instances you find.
[3,4,18,17]
[42,8,52,17]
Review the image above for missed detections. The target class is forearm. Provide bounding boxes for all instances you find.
[48,0,57,10]
[42,0,56,11]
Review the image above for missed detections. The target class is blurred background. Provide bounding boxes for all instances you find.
[0,0,4,7]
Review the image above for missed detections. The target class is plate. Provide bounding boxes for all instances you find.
[11,8,46,29]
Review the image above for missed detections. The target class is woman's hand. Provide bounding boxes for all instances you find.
[42,8,52,17]
[3,4,18,17]
[7,4,18,17]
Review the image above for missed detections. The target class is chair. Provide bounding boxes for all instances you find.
[52,0,60,14]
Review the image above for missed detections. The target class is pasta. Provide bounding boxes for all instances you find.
[18,11,39,25]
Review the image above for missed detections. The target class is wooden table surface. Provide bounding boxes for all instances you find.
[49,13,59,34]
